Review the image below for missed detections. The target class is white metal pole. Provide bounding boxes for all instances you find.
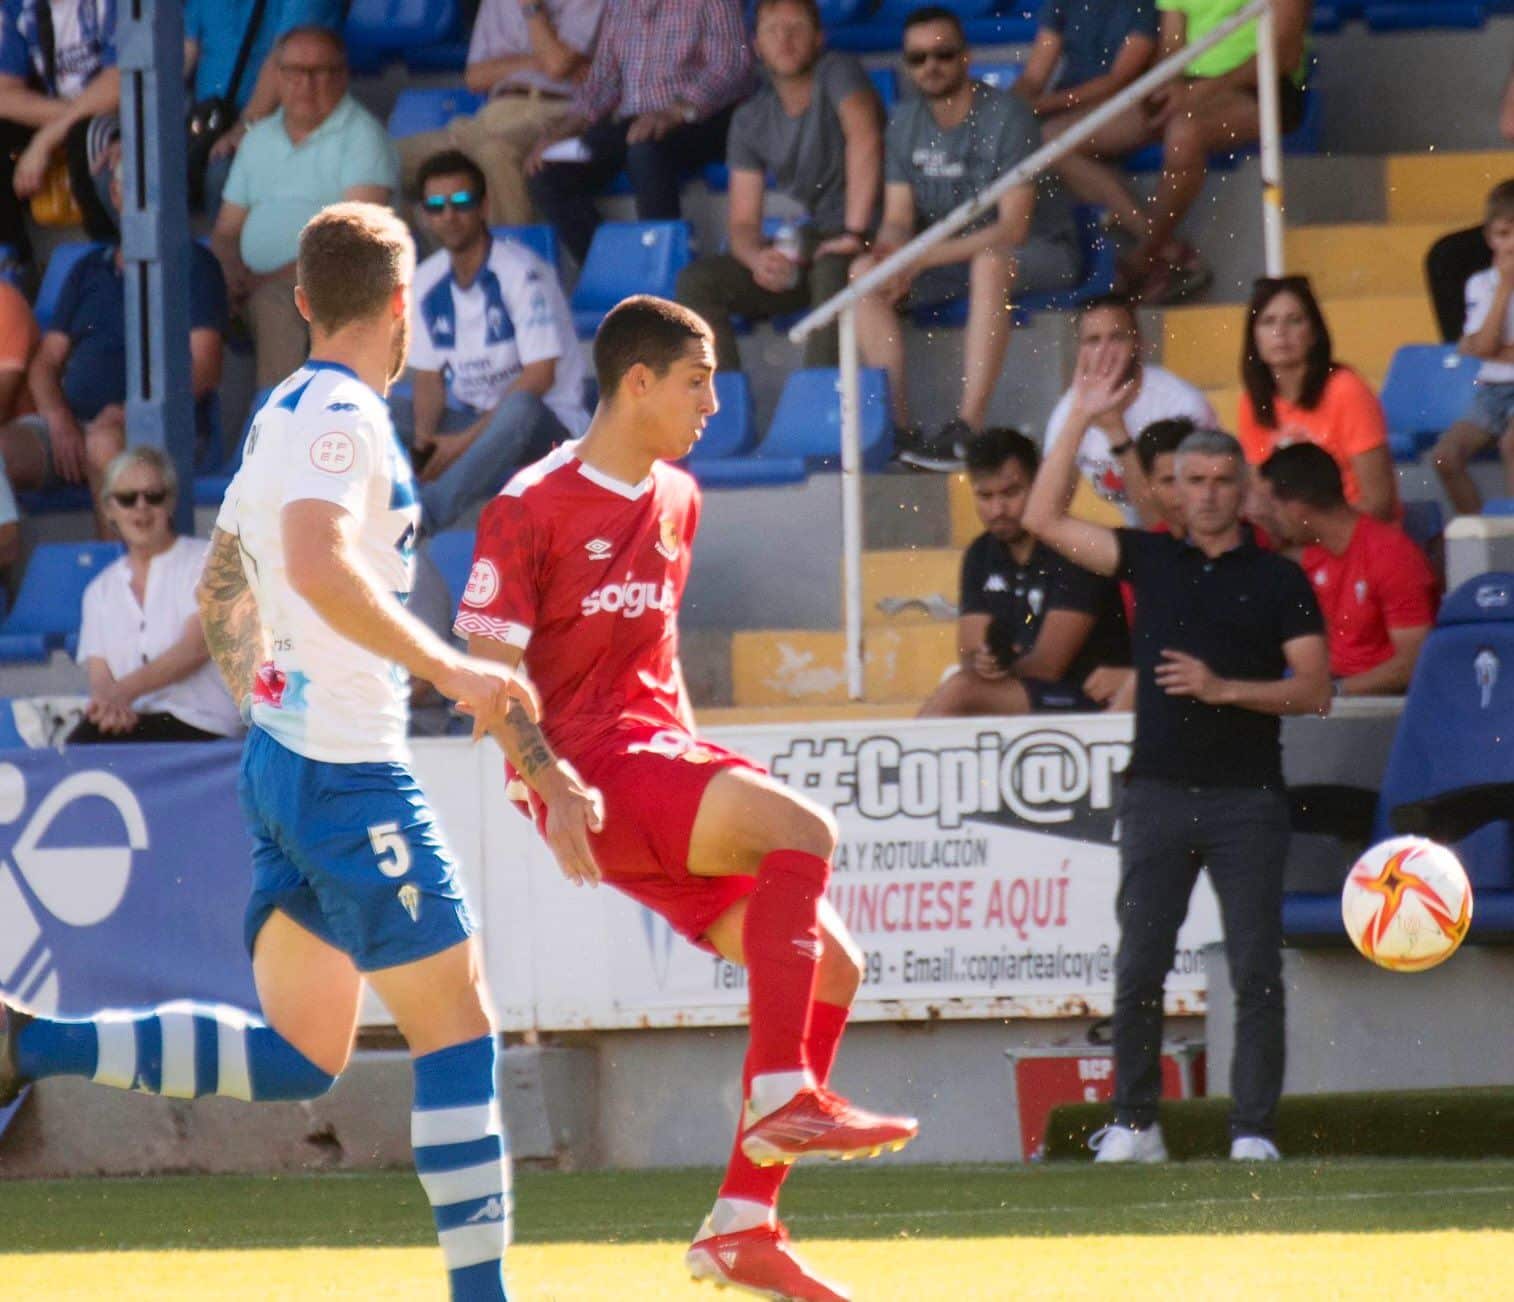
[1255,0,1286,276]
[838,306,865,701]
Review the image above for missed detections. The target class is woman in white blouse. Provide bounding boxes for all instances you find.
[70,446,241,743]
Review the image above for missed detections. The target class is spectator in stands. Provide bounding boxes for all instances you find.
[1423,67,1514,342]
[210,26,398,388]
[1043,296,1213,525]
[674,0,882,372]
[70,445,240,744]
[396,0,601,229]
[524,0,754,265]
[1236,275,1399,523]
[918,426,1128,717]
[399,150,587,534]
[0,278,37,571]
[184,0,345,214]
[0,0,120,278]
[1025,393,1329,1164]
[1431,180,1514,516]
[852,7,1080,471]
[1017,0,1158,127]
[0,162,226,534]
[1261,442,1436,698]
[1053,0,1311,303]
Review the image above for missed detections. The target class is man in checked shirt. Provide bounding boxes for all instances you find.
[524,0,755,264]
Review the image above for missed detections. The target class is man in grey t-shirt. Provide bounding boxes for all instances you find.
[852,5,1080,470]
[676,0,883,371]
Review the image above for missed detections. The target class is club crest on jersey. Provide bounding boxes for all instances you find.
[463,559,500,608]
[310,430,356,474]
[585,538,613,561]
[655,517,680,562]
[398,883,421,923]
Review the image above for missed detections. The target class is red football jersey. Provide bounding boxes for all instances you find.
[1300,514,1439,678]
[454,444,700,760]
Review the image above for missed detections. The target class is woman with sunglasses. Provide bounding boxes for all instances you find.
[1236,275,1400,524]
[68,446,241,743]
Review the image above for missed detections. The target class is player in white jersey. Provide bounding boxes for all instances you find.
[0,204,576,1302]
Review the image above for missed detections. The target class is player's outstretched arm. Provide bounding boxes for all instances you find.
[282,499,533,731]
[469,633,605,887]
[198,526,269,709]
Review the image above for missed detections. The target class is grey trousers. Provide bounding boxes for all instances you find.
[1112,778,1291,1140]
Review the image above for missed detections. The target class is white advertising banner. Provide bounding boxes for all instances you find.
[458,717,1223,1031]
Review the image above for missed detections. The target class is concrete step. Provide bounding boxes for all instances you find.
[1286,222,1460,298]
[730,624,955,707]
[1385,151,1507,226]
[1161,294,1437,390]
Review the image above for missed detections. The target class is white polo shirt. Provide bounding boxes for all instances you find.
[1464,269,1514,385]
[1043,365,1216,525]
[409,237,589,436]
[75,535,242,738]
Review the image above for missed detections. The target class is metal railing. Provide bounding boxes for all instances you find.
[788,0,1284,700]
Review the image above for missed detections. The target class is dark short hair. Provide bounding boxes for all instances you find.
[1241,274,1335,428]
[593,295,713,396]
[1135,417,1196,474]
[964,426,1039,479]
[1259,440,1346,509]
[755,0,822,25]
[1074,294,1139,336]
[902,5,965,40]
[417,149,487,200]
[1487,179,1514,226]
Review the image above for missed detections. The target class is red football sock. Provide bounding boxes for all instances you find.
[741,849,829,1077]
[804,999,850,1086]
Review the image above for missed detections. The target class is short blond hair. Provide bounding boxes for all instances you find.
[296,202,415,334]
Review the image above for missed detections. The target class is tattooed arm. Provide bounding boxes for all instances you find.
[469,635,604,886]
[197,527,267,710]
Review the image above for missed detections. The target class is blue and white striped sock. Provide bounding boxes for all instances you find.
[15,1001,335,1100]
[411,1035,511,1302]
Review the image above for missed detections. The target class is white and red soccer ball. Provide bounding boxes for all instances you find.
[1341,836,1473,972]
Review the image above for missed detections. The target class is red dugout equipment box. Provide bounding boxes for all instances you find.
[1006,1043,1206,1161]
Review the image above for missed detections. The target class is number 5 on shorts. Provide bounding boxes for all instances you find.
[368,821,412,878]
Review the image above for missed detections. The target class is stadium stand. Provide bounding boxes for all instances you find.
[0,542,122,663]
[491,223,561,272]
[424,528,479,614]
[685,372,757,464]
[1380,345,1482,461]
[386,87,486,140]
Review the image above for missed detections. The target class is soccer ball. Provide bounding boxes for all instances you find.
[1341,836,1473,972]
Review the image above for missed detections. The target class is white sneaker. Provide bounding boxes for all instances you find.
[1090,1123,1168,1164]
[1230,1136,1281,1162]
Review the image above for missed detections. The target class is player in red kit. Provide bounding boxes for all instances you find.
[456,296,918,1302]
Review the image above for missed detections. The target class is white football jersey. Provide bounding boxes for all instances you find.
[216,361,420,763]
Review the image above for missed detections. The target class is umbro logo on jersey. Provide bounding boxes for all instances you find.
[792,936,822,961]
[585,538,613,561]
[719,1249,739,1269]
[985,574,1008,593]
[467,1197,508,1224]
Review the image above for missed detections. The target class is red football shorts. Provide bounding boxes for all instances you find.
[521,724,764,951]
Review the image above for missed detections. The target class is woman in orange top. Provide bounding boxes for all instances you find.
[1236,275,1399,521]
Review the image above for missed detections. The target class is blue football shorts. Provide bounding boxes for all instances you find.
[239,726,475,972]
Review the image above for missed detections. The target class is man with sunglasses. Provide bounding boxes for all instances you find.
[0,160,225,536]
[851,5,1079,471]
[400,149,586,534]
[210,25,398,388]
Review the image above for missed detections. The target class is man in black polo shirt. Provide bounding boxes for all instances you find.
[1024,353,1329,1164]
[919,426,1129,717]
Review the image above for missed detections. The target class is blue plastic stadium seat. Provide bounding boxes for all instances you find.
[831,0,1036,52]
[692,457,810,488]
[491,223,560,271]
[1364,2,1485,30]
[346,0,460,67]
[570,221,694,338]
[387,87,485,139]
[0,541,123,663]
[1285,571,1514,940]
[0,699,24,750]
[760,367,894,470]
[34,241,106,331]
[970,61,1024,92]
[868,66,898,109]
[426,530,479,613]
[1380,344,1480,460]
[1483,499,1514,517]
[404,40,471,74]
[685,373,756,463]
[817,0,870,25]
